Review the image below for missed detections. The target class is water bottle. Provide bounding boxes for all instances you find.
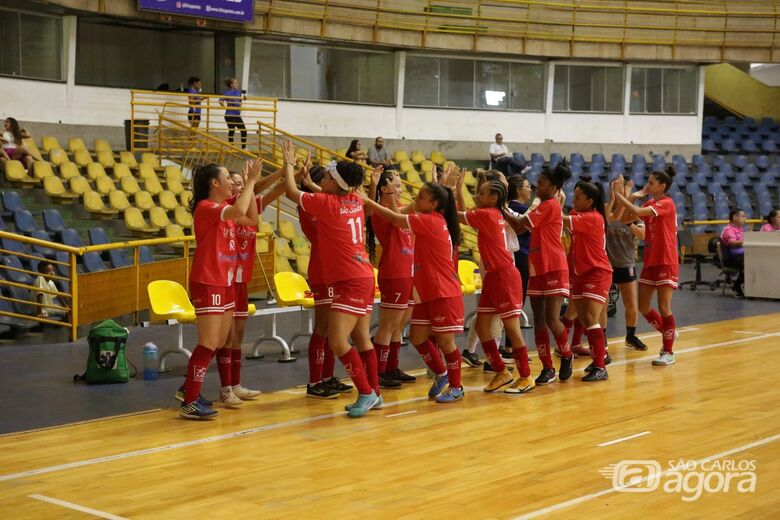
[143,342,159,380]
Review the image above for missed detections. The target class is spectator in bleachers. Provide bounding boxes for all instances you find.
[219,78,247,150]
[187,76,204,128]
[1,117,35,170]
[346,139,368,162]
[489,133,524,176]
[367,137,392,169]
[761,209,780,232]
[33,262,68,320]
[720,209,746,298]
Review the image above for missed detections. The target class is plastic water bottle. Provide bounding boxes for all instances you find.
[143,342,159,380]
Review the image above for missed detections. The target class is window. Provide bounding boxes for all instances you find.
[630,67,697,114]
[249,41,288,98]
[553,65,623,113]
[0,9,62,80]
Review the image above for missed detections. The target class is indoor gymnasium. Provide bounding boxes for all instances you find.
[1,0,780,518]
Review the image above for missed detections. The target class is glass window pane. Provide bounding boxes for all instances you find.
[439,58,473,108]
[404,56,439,106]
[249,41,288,98]
[679,68,697,113]
[510,63,544,111]
[645,68,663,113]
[476,61,508,109]
[605,66,624,112]
[630,67,645,113]
[569,65,594,111]
[20,14,61,80]
[663,68,680,113]
[553,65,568,111]
[0,11,21,77]
[325,49,360,103]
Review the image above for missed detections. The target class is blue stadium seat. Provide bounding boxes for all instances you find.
[736,172,751,185]
[696,163,711,177]
[761,140,778,153]
[530,153,544,166]
[1,237,32,257]
[715,204,730,221]
[675,161,689,177]
[30,230,57,259]
[711,155,726,168]
[109,249,131,268]
[712,173,728,185]
[686,182,702,194]
[724,115,738,128]
[591,153,605,165]
[718,163,733,177]
[570,163,583,176]
[707,183,723,195]
[693,209,709,221]
[760,171,778,187]
[83,252,107,273]
[588,161,605,177]
[527,168,540,184]
[139,246,155,264]
[732,155,748,170]
[631,154,646,175]
[651,155,666,172]
[631,171,645,187]
[570,153,584,167]
[12,209,39,236]
[730,182,746,194]
[42,209,66,240]
[671,192,686,206]
[692,172,708,187]
[755,155,771,170]
[549,153,562,169]
[54,251,70,278]
[4,285,35,317]
[0,296,37,332]
[610,154,626,170]
[1,256,33,285]
[744,116,757,129]
[61,228,83,248]
[759,117,776,129]
[744,164,760,178]
[88,227,110,246]
[742,139,759,153]
[692,192,708,206]
[512,152,526,166]
[759,199,773,216]
[1,191,26,219]
[721,139,737,153]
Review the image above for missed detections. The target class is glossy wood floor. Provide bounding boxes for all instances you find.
[2,313,780,519]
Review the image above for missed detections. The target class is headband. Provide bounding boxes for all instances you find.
[326,161,350,191]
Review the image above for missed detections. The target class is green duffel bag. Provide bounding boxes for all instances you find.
[73,320,135,384]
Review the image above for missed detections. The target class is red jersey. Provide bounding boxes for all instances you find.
[641,196,678,267]
[464,207,514,273]
[371,207,414,279]
[526,198,567,277]
[235,196,264,283]
[298,192,373,283]
[567,210,613,276]
[297,205,323,285]
[407,212,462,302]
[190,199,237,287]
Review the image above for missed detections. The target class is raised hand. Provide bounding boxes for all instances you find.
[281,140,296,166]
[371,165,384,186]
[246,158,263,184]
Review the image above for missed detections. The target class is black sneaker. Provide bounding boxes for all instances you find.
[582,367,608,382]
[388,368,416,383]
[324,377,353,393]
[483,361,495,373]
[379,373,402,389]
[499,346,515,364]
[605,352,612,365]
[625,335,648,351]
[559,356,573,381]
[307,382,339,399]
[461,349,483,368]
[535,367,557,385]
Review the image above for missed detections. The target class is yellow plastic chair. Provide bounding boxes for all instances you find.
[180,190,193,208]
[256,237,269,253]
[275,255,293,273]
[394,150,410,163]
[41,136,62,153]
[165,165,184,184]
[165,224,189,250]
[4,160,39,188]
[463,170,477,187]
[95,139,113,153]
[462,188,476,209]
[431,151,446,165]
[275,238,296,260]
[147,280,196,370]
[141,152,160,168]
[291,235,310,255]
[69,175,93,197]
[112,163,132,181]
[458,259,479,295]
[174,205,193,228]
[138,164,157,182]
[399,159,414,173]
[22,137,44,161]
[73,148,93,167]
[109,190,130,212]
[411,150,425,165]
[95,175,115,196]
[59,162,80,181]
[97,150,115,168]
[144,175,164,196]
[48,148,68,167]
[86,162,108,181]
[158,190,178,211]
[43,175,78,202]
[84,191,118,218]
[274,272,314,308]
[134,190,155,212]
[150,206,172,229]
[124,207,160,236]
[295,254,310,276]
[279,220,298,240]
[119,151,138,168]
[259,220,275,236]
[68,137,87,153]
[32,162,55,181]
[121,175,141,196]
[406,169,423,187]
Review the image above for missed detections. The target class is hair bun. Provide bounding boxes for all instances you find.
[579,174,592,183]
[665,165,677,177]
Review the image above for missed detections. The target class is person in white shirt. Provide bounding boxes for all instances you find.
[489,133,524,176]
[32,262,69,319]
[0,117,35,171]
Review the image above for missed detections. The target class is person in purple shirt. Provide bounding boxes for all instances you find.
[187,76,204,128]
[761,209,780,232]
[720,209,746,298]
[219,77,247,149]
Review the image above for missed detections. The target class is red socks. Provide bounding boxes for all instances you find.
[554,330,572,358]
[386,341,401,372]
[481,338,506,373]
[561,317,573,330]
[643,309,664,333]
[571,320,585,347]
[216,348,232,388]
[230,349,242,386]
[413,339,447,375]
[513,346,531,378]
[338,348,372,395]
[535,328,553,370]
[322,339,335,380]
[307,334,326,384]
[374,341,390,374]
[662,314,676,353]
[585,326,607,369]
[184,345,215,404]
[443,349,462,388]
[359,349,380,395]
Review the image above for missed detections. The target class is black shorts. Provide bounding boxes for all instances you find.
[612,266,636,285]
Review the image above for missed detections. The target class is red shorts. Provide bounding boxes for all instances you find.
[571,268,613,304]
[378,277,414,310]
[410,296,464,334]
[310,283,331,307]
[478,265,523,319]
[329,277,375,317]
[233,282,250,319]
[527,270,570,298]
[639,264,679,289]
[189,282,236,315]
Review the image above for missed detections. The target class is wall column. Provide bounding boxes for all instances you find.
[395,51,406,139]
[63,15,77,102]
[236,36,252,91]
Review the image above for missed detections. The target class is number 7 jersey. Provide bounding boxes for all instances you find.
[299,192,374,284]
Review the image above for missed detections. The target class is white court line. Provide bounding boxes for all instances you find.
[386,410,417,418]
[28,494,127,520]
[512,432,780,520]
[733,330,765,335]
[0,331,776,484]
[280,389,306,395]
[597,431,651,447]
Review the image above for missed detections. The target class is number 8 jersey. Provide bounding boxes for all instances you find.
[298,192,374,284]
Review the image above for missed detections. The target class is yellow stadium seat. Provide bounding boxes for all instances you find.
[84,191,118,217]
[164,166,185,194]
[275,255,293,273]
[462,188,475,209]
[259,221,275,236]
[400,191,415,205]
[95,175,115,196]
[158,190,178,211]
[399,159,414,173]
[458,259,479,295]
[69,175,92,196]
[59,162,80,181]
[112,163,132,180]
[95,139,112,153]
[41,136,62,153]
[48,148,68,166]
[406,169,423,186]
[97,150,115,168]
[295,255,310,276]
[174,205,193,228]
[165,224,189,249]
[180,190,193,208]
[373,268,381,299]
[134,190,155,211]
[121,175,141,196]
[443,160,456,170]
[32,162,55,181]
[144,175,163,196]
[119,151,138,168]
[68,137,87,153]
[124,207,159,235]
[411,150,425,165]
[43,175,78,202]
[109,190,130,212]
[86,162,107,181]
[138,164,157,181]
[150,206,172,229]
[141,152,160,168]
[431,151,446,165]
[421,160,434,174]
[73,149,93,167]
[291,235,310,255]
[394,150,410,163]
[275,238,296,260]
[463,170,477,187]
[279,220,298,240]
[4,160,38,187]
[256,237,269,253]
[146,280,195,369]
[165,176,184,196]
[274,272,314,308]
[22,138,44,161]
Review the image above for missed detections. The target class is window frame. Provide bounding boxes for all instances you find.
[0,7,64,82]
[551,62,625,114]
[629,64,698,116]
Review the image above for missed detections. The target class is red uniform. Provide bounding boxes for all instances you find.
[639,197,679,289]
[298,205,329,306]
[465,208,524,318]
[372,206,415,310]
[526,198,569,297]
[567,210,613,304]
[299,192,374,316]
[407,212,463,333]
[190,199,238,315]
[234,195,264,319]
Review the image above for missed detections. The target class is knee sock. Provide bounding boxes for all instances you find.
[443,349,462,389]
[585,326,607,369]
[535,328,553,370]
[359,349,380,395]
[642,309,664,333]
[322,339,335,380]
[513,346,531,378]
[554,329,572,358]
[481,338,506,372]
[561,316,573,334]
[387,341,401,372]
[338,348,371,394]
[184,345,215,405]
[216,348,232,389]
[571,320,585,347]
[413,339,447,376]
[374,341,391,374]
[307,334,326,384]
[662,314,676,353]
[626,325,637,338]
[230,349,242,387]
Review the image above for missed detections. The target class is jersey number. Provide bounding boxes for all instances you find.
[347,217,363,244]
[211,294,221,306]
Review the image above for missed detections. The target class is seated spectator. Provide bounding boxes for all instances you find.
[489,133,524,175]
[346,139,368,162]
[760,209,780,232]
[1,117,35,170]
[367,137,392,169]
[32,262,69,319]
[720,209,746,298]
[187,76,204,128]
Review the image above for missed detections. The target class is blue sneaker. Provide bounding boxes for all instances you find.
[179,400,218,420]
[344,394,384,412]
[347,391,379,418]
[436,386,464,403]
[428,374,449,399]
[175,386,213,407]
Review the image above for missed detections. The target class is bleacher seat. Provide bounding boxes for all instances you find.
[109,190,131,212]
[43,176,78,202]
[138,164,157,182]
[32,162,55,181]
[755,155,771,170]
[394,150,409,163]
[741,139,759,153]
[120,176,141,196]
[73,149,93,167]
[69,176,92,197]
[164,224,187,247]
[530,153,544,166]
[140,153,160,168]
[149,207,171,230]
[139,246,154,263]
[549,153,562,169]
[651,155,666,172]
[158,190,178,211]
[164,166,186,193]
[4,160,38,188]
[29,229,57,260]
[97,150,115,168]
[143,176,164,196]
[721,139,737,153]
[124,207,159,236]
[109,249,132,268]
[57,162,79,182]
[744,164,760,179]
[410,150,424,165]
[48,148,68,166]
[41,136,62,153]
[95,139,112,153]
[762,140,778,153]
[95,176,115,196]
[1,191,26,219]
[83,251,107,273]
[68,137,87,153]
[12,209,40,235]
[173,206,193,228]
[119,151,138,168]
[1,256,33,285]
[84,191,118,217]
[180,191,192,208]
[134,191,155,212]
[702,139,718,153]
[112,163,132,180]
[631,154,646,175]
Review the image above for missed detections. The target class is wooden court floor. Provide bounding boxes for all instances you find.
[2,313,780,519]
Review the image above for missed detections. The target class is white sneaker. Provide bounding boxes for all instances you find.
[232,385,262,400]
[652,352,676,366]
[219,388,243,408]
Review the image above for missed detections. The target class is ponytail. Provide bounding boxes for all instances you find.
[575,177,608,235]
[366,170,396,262]
[425,181,460,247]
